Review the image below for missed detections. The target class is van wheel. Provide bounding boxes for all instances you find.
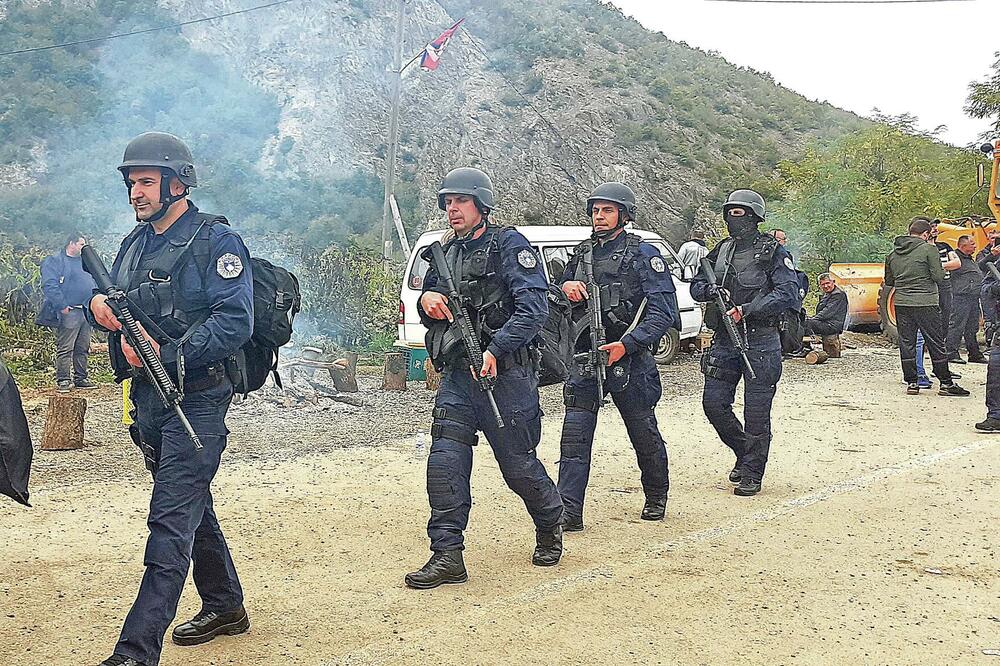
[654,328,680,365]
[877,283,899,345]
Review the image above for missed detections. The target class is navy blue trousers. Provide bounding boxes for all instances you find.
[115,378,243,666]
[426,364,563,552]
[557,351,669,521]
[987,344,1000,419]
[701,334,782,483]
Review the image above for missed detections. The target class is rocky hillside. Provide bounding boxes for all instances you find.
[1,0,865,245]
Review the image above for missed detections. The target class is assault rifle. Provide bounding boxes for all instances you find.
[82,246,203,450]
[578,241,608,403]
[427,241,504,429]
[700,257,757,380]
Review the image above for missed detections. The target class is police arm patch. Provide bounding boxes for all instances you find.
[650,256,666,273]
[216,253,244,279]
[517,249,538,269]
[783,256,795,270]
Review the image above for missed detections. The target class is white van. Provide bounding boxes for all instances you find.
[396,226,703,364]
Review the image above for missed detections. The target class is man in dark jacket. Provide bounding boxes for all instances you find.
[884,218,968,396]
[805,273,849,337]
[946,235,986,363]
[40,232,98,392]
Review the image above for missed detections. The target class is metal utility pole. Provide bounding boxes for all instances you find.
[381,0,407,262]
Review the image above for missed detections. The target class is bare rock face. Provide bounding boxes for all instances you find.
[5,0,861,243]
[153,0,722,238]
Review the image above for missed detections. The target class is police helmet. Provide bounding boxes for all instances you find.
[586,182,637,221]
[723,189,765,220]
[117,132,198,187]
[437,167,496,212]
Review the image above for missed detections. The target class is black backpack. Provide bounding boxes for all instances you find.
[537,284,575,387]
[237,257,301,393]
[186,215,302,394]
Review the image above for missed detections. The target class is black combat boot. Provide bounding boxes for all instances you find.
[734,477,762,496]
[404,551,468,589]
[975,417,1000,432]
[561,513,584,532]
[728,467,742,483]
[532,525,563,566]
[171,606,250,646]
[99,656,147,666]
[640,495,667,521]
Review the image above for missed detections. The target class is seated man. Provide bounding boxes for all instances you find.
[805,273,849,338]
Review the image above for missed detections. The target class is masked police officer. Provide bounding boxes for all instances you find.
[690,190,799,497]
[404,167,564,589]
[557,183,678,530]
[90,132,253,666]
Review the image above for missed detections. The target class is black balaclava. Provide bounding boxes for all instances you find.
[725,210,760,241]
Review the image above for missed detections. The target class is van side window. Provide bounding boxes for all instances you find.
[649,241,684,280]
[542,247,570,283]
[409,256,429,290]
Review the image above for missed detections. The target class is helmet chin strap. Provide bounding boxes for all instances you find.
[457,214,489,243]
[124,168,188,223]
[593,207,628,241]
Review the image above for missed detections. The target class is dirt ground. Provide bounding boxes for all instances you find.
[2,342,998,665]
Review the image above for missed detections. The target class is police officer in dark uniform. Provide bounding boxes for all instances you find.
[557,183,678,530]
[690,190,800,497]
[91,132,253,666]
[404,167,564,590]
[976,248,1000,432]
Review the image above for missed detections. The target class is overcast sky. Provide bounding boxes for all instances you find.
[609,0,999,147]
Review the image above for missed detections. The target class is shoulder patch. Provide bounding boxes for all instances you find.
[784,256,795,271]
[650,256,666,273]
[216,253,244,279]
[517,249,538,269]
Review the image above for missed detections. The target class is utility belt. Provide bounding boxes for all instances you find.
[443,345,535,373]
[132,360,230,394]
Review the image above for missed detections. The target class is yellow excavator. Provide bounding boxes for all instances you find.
[829,140,1000,341]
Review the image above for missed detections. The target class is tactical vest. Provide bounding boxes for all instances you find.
[570,233,643,338]
[116,213,226,342]
[704,233,781,330]
[427,225,523,369]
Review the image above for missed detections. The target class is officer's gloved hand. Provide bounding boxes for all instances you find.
[706,284,729,301]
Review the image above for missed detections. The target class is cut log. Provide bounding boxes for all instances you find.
[41,396,87,451]
[383,352,407,391]
[805,350,829,365]
[330,352,359,393]
[822,335,842,359]
[425,358,442,391]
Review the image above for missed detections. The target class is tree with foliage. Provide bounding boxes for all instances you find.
[966,51,1000,137]
[767,115,992,271]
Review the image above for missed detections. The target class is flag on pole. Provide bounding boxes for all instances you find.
[419,18,465,72]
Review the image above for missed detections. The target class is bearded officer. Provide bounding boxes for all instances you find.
[556,182,677,530]
[404,167,565,589]
[90,132,253,666]
[690,190,799,497]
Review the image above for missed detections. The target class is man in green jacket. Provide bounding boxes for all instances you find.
[885,217,969,396]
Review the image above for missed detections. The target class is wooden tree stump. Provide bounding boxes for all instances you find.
[822,335,842,359]
[805,350,829,365]
[383,352,407,391]
[330,352,359,393]
[41,396,87,450]
[425,358,442,391]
